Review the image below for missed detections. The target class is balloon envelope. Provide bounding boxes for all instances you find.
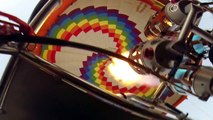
[31,0,186,107]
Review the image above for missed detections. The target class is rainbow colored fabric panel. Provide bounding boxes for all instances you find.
[42,6,142,62]
[40,6,159,98]
[80,53,156,98]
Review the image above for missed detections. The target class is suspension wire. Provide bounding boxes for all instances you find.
[0,34,200,98]
[200,2,213,6]
[195,0,213,14]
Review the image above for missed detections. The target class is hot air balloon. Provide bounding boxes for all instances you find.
[29,0,187,114]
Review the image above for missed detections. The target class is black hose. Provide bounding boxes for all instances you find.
[0,34,199,98]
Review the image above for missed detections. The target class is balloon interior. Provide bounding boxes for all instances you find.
[0,0,213,119]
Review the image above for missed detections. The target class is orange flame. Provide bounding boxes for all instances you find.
[108,51,160,87]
